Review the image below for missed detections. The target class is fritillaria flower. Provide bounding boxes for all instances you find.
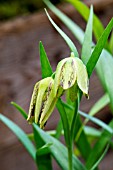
[27,52,89,128]
[27,77,56,128]
[54,52,89,100]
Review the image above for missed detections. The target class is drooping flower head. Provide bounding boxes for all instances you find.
[27,77,56,128]
[54,52,89,99]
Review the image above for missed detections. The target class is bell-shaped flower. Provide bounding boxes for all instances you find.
[54,52,89,98]
[27,77,56,128]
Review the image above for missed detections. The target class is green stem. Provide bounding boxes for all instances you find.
[56,98,73,170]
[68,138,73,170]
[71,98,79,141]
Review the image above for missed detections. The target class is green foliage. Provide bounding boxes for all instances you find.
[0,1,113,170]
[0,114,36,160]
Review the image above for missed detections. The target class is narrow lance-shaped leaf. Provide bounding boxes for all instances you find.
[62,101,91,160]
[56,99,70,147]
[11,101,27,119]
[0,114,36,160]
[43,0,84,44]
[67,0,111,52]
[33,123,87,170]
[86,120,113,169]
[90,144,110,170]
[44,9,79,57]
[39,41,53,78]
[55,118,63,139]
[89,93,110,117]
[34,123,52,170]
[96,50,113,111]
[79,110,113,134]
[84,126,102,138]
[81,5,93,65]
[109,31,113,54]
[86,18,113,77]
[82,93,110,129]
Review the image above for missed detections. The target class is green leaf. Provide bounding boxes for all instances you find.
[36,143,52,156]
[81,5,93,65]
[109,31,113,54]
[71,99,79,141]
[0,114,36,160]
[43,1,113,113]
[33,123,87,170]
[67,0,111,52]
[84,126,102,138]
[39,41,53,78]
[36,143,53,170]
[34,122,52,170]
[86,120,113,169]
[90,144,109,170]
[44,8,79,57]
[75,115,92,160]
[96,50,113,111]
[79,111,113,134]
[36,152,52,170]
[11,101,27,119]
[56,99,70,147]
[75,94,110,144]
[86,18,113,77]
[89,93,110,117]
[61,101,91,160]
[36,153,52,170]
[82,93,110,130]
[55,118,63,139]
[43,0,84,44]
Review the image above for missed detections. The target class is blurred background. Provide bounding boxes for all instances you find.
[0,0,113,170]
[0,0,61,21]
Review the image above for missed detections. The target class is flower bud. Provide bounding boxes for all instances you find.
[54,57,77,95]
[27,77,56,128]
[54,52,89,98]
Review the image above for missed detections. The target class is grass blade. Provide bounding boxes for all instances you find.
[56,99,70,146]
[0,114,36,160]
[43,0,84,44]
[81,5,93,65]
[33,123,86,170]
[11,101,27,119]
[44,8,79,57]
[84,126,102,138]
[109,31,113,54]
[36,152,52,170]
[33,120,52,170]
[96,50,113,111]
[61,101,91,160]
[55,118,63,139]
[86,120,113,169]
[79,111,113,134]
[89,93,110,117]
[90,144,109,170]
[39,41,53,78]
[86,18,113,77]
[67,0,111,52]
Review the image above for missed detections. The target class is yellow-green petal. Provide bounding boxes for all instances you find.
[34,77,53,124]
[27,82,39,123]
[74,57,89,95]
